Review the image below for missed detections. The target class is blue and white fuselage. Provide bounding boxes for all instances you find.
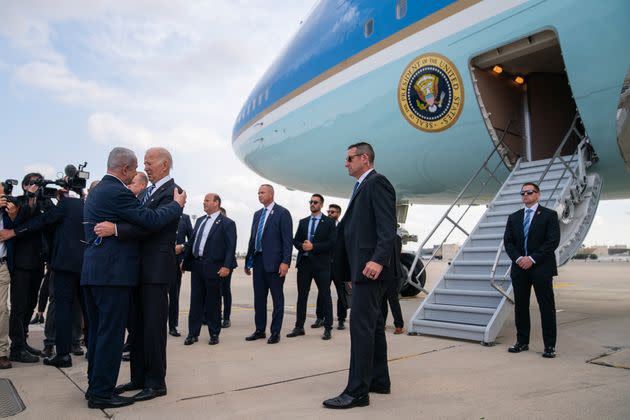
[232,0,630,204]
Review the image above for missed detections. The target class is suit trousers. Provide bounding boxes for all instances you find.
[9,265,44,351]
[253,254,284,335]
[512,271,557,348]
[188,261,222,337]
[316,275,348,322]
[345,279,390,397]
[295,257,332,330]
[168,263,183,330]
[382,278,404,328]
[43,286,83,348]
[52,270,82,355]
[221,273,232,321]
[129,284,169,389]
[0,264,10,358]
[83,285,131,399]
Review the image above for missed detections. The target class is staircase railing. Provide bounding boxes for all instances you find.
[405,121,519,290]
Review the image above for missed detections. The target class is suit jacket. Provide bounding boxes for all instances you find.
[14,197,85,273]
[175,213,193,263]
[182,213,237,278]
[293,214,336,271]
[116,178,182,285]
[333,170,399,284]
[1,211,15,272]
[503,204,560,278]
[245,204,293,273]
[81,174,182,287]
[12,197,52,270]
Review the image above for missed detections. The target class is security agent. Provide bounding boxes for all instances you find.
[218,206,237,328]
[0,183,16,369]
[287,194,336,340]
[0,185,86,368]
[81,147,186,409]
[170,212,193,337]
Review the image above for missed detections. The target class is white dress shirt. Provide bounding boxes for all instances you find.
[149,175,172,195]
[259,202,275,232]
[196,210,220,257]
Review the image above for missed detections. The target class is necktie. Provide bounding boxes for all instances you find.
[523,208,533,256]
[349,181,360,202]
[192,217,209,258]
[141,184,156,205]
[255,208,268,253]
[308,217,316,242]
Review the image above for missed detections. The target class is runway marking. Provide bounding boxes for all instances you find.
[176,344,460,403]
[553,282,575,289]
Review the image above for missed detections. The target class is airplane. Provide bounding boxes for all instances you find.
[231,0,629,341]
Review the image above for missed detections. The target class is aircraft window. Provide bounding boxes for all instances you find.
[258,95,262,106]
[265,88,269,101]
[364,18,374,38]
[396,0,407,19]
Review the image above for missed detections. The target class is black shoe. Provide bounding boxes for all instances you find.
[122,352,131,362]
[311,318,324,328]
[267,333,280,344]
[337,320,345,330]
[245,331,266,341]
[132,387,167,401]
[114,382,143,395]
[72,344,84,356]
[9,349,39,363]
[322,329,332,340]
[88,395,135,409]
[169,328,181,337]
[323,393,369,409]
[542,347,556,358]
[42,344,55,358]
[43,354,72,368]
[369,385,391,394]
[286,328,305,338]
[508,342,529,353]
[222,319,231,328]
[184,336,199,345]
[25,343,42,356]
[209,335,219,345]
[29,313,42,325]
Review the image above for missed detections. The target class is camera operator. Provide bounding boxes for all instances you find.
[0,177,86,367]
[0,182,17,369]
[5,173,54,362]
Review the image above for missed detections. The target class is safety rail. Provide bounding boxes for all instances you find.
[405,121,518,290]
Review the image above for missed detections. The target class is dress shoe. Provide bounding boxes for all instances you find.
[286,328,305,338]
[184,336,199,345]
[43,354,72,368]
[88,395,135,409]
[245,331,266,341]
[394,327,404,335]
[42,344,55,358]
[337,320,345,330]
[369,385,391,394]
[323,393,369,409]
[114,382,143,395]
[508,342,529,353]
[72,344,84,356]
[267,333,280,344]
[322,329,332,340]
[169,328,181,337]
[25,343,42,356]
[542,347,557,358]
[9,349,39,363]
[122,352,131,362]
[209,335,219,345]
[311,318,324,328]
[222,319,231,328]
[133,387,167,401]
[0,356,12,369]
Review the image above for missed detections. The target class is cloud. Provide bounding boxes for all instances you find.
[22,163,57,179]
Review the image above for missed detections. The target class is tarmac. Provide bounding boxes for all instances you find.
[2,260,630,419]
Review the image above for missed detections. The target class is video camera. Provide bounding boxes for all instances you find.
[35,162,90,199]
[1,179,19,204]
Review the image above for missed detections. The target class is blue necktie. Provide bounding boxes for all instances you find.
[523,209,533,256]
[349,181,360,202]
[141,184,155,205]
[255,208,268,253]
[193,217,208,258]
[308,217,316,242]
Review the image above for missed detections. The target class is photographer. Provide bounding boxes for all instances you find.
[0,182,17,369]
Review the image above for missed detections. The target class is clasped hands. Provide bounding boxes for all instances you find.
[517,256,534,270]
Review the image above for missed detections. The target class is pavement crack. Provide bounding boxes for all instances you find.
[55,366,111,418]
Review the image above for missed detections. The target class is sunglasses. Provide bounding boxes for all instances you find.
[520,190,538,196]
[346,153,364,162]
[309,200,321,205]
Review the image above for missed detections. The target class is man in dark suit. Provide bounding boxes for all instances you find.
[219,206,237,328]
[82,147,185,409]
[244,184,292,344]
[170,213,193,337]
[503,181,560,358]
[0,183,16,369]
[101,147,183,402]
[287,194,336,340]
[326,203,348,330]
[324,142,398,409]
[182,194,236,345]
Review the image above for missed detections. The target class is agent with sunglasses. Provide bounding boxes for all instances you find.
[503,182,560,359]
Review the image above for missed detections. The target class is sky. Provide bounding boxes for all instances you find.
[1,0,628,253]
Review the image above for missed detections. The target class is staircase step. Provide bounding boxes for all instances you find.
[411,319,485,341]
[424,303,495,325]
[517,156,574,169]
[514,165,573,176]
[451,260,510,266]
[507,172,570,185]
[433,288,504,308]
[477,221,507,229]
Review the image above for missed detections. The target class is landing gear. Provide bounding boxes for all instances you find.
[399,252,426,297]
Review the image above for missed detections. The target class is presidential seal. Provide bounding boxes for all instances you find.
[397,53,464,132]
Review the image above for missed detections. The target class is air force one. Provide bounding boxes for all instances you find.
[232,0,630,343]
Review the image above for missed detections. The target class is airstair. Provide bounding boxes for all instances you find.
[406,115,603,344]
